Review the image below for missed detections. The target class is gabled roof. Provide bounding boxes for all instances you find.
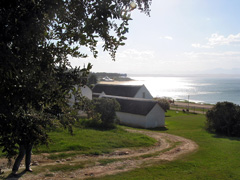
[102,95,159,116]
[92,84,143,98]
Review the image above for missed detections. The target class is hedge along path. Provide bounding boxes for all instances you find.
[5,129,198,180]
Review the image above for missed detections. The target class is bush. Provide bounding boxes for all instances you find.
[76,114,102,129]
[87,73,98,87]
[155,98,170,112]
[206,101,240,137]
[93,98,120,129]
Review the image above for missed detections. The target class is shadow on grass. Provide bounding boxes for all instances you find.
[206,129,240,141]
[75,119,118,131]
[5,170,27,180]
[212,134,240,141]
[149,126,169,131]
[121,124,169,132]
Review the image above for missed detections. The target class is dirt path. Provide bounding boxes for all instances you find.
[1,130,198,180]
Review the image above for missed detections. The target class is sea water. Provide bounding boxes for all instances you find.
[119,76,240,105]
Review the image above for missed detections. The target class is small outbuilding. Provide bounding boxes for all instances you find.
[102,95,165,129]
[92,84,153,99]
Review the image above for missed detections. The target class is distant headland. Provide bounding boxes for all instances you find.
[94,72,133,82]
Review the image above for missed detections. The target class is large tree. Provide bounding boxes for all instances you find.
[206,102,240,137]
[0,0,151,159]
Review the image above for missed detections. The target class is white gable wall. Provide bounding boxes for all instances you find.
[116,112,147,128]
[68,85,92,107]
[98,92,106,98]
[116,104,165,129]
[68,90,75,107]
[80,86,92,100]
[145,104,165,128]
[134,85,153,99]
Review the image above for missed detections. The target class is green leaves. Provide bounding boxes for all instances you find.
[206,102,240,137]
[0,0,151,159]
[93,98,121,129]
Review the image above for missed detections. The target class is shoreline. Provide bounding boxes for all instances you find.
[98,75,240,106]
[99,80,135,84]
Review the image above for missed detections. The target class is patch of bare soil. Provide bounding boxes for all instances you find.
[1,130,198,180]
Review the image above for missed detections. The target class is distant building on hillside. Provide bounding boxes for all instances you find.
[102,95,165,128]
[101,76,114,82]
[92,84,153,99]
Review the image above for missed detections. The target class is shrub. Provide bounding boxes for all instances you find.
[206,101,240,137]
[75,114,102,129]
[87,73,98,87]
[155,98,170,112]
[93,98,120,129]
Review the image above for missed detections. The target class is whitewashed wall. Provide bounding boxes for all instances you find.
[116,112,147,128]
[98,92,106,98]
[80,86,92,100]
[134,85,153,99]
[145,104,165,128]
[116,104,165,129]
[68,85,92,107]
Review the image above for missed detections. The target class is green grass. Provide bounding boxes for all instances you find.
[98,159,119,166]
[34,162,87,174]
[165,109,190,117]
[48,152,79,160]
[0,126,156,159]
[2,111,240,179]
[48,163,85,172]
[94,110,240,180]
[33,126,156,157]
[0,125,157,177]
[172,105,208,112]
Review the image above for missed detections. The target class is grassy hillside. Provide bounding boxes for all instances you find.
[0,127,156,159]
[2,111,240,180]
[39,127,157,157]
[95,111,240,180]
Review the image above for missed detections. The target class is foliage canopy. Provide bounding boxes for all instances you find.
[93,98,121,128]
[206,102,240,137]
[155,98,170,112]
[0,0,152,159]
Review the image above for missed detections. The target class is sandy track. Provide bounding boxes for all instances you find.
[3,129,198,180]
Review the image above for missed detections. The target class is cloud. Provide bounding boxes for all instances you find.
[192,33,240,48]
[208,33,240,46]
[159,36,173,40]
[191,43,212,49]
[118,49,155,60]
[184,51,240,59]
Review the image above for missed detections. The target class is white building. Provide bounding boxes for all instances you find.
[92,84,153,99]
[102,95,165,129]
[68,85,92,107]
[80,85,92,100]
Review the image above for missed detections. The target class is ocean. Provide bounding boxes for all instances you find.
[118,76,240,105]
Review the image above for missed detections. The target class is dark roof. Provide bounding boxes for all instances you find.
[92,84,143,98]
[102,95,159,116]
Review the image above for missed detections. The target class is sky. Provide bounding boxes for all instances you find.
[69,0,240,75]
